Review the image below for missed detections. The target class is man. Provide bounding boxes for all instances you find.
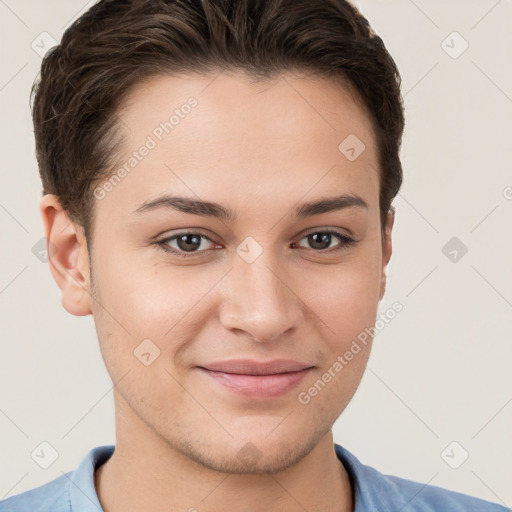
[1,0,506,510]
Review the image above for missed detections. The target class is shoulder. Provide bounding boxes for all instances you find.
[334,444,508,511]
[0,445,114,512]
[371,470,508,511]
[0,473,71,512]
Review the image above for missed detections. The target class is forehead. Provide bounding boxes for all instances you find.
[98,71,380,219]
[118,70,376,148]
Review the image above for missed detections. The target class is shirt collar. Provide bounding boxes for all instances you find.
[68,444,115,511]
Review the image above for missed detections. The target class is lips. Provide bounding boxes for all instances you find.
[200,359,312,375]
[197,359,313,399]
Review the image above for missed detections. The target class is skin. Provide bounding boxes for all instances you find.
[41,70,393,512]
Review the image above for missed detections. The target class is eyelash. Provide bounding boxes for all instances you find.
[155,229,356,258]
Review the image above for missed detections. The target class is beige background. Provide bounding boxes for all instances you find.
[1,0,511,505]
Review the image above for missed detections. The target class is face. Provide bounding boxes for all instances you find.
[46,70,393,474]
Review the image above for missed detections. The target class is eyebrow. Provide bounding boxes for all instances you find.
[132,193,368,221]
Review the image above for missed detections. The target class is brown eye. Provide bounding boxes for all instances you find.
[156,232,216,257]
[295,230,355,252]
[174,233,203,252]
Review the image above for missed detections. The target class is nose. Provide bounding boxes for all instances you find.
[219,252,303,343]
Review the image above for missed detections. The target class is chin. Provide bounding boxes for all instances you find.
[169,421,327,475]
[187,437,318,475]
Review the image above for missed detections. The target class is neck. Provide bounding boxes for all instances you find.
[95,395,353,512]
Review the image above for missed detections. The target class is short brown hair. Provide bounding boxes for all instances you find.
[31,0,404,246]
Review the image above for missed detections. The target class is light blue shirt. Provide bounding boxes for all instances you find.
[0,444,507,511]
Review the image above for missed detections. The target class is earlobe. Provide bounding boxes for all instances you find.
[379,208,394,301]
[39,194,93,316]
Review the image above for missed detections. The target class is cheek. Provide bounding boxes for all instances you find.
[90,247,227,379]
[91,240,207,333]
[294,257,380,415]
[300,250,382,347]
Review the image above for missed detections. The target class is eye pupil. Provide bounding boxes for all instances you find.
[309,232,332,250]
[177,234,201,252]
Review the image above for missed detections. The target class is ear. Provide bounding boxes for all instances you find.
[379,207,394,301]
[39,194,93,316]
